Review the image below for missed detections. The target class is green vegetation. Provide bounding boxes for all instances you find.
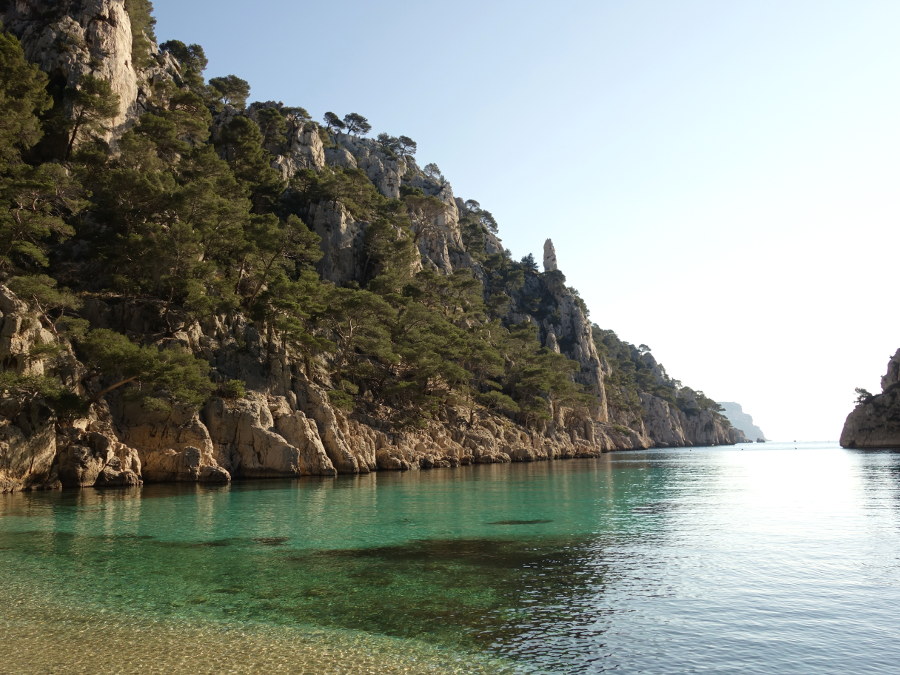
[342,113,371,136]
[376,133,417,158]
[209,74,250,108]
[0,24,594,432]
[159,40,208,92]
[0,32,51,171]
[65,75,120,159]
[0,12,731,443]
[855,387,874,405]
[323,112,345,133]
[593,327,730,427]
[78,329,214,409]
[124,0,158,68]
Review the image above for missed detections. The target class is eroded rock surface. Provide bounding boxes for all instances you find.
[841,349,900,448]
[0,1,745,492]
[0,0,177,137]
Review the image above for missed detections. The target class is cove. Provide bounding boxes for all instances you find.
[2,441,900,673]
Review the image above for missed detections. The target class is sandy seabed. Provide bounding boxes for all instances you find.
[1,590,513,675]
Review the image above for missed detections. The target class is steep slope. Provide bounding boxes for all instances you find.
[840,349,900,448]
[594,330,745,447]
[1,0,177,148]
[0,2,743,492]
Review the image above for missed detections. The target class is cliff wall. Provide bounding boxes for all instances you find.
[2,0,176,136]
[0,2,744,492]
[719,402,766,441]
[840,349,900,448]
[640,393,745,447]
[1,284,639,492]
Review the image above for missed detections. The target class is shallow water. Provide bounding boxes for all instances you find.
[2,441,900,673]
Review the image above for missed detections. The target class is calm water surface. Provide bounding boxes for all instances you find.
[2,441,899,673]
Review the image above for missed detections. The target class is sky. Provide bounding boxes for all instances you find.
[150,0,900,441]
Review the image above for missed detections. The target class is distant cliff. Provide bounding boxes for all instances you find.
[840,349,900,448]
[719,402,765,441]
[0,1,743,492]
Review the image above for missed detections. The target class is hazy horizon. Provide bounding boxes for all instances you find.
[150,0,900,441]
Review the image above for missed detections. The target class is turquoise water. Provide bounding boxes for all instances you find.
[2,441,900,673]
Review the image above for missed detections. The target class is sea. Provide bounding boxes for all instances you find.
[1,441,899,674]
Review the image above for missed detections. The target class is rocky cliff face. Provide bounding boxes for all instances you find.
[0,286,142,491]
[639,392,745,447]
[719,402,765,441]
[516,270,607,420]
[0,2,744,492]
[1,270,737,492]
[840,349,900,448]
[276,129,611,424]
[309,133,466,280]
[0,284,642,492]
[1,0,171,135]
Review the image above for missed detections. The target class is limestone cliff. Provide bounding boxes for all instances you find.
[840,349,900,448]
[0,1,744,493]
[0,284,635,492]
[595,335,745,447]
[639,391,745,447]
[719,402,766,441]
[0,286,142,491]
[268,128,610,425]
[1,0,175,138]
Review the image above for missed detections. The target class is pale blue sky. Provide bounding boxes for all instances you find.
[151,0,900,441]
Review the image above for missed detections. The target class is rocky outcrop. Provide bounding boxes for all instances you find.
[306,134,468,279]
[543,239,558,272]
[841,349,900,448]
[3,1,136,129]
[0,285,62,491]
[204,393,335,478]
[719,402,765,441]
[640,394,745,447]
[114,400,229,483]
[308,201,368,285]
[882,350,900,390]
[56,426,141,488]
[0,399,59,492]
[0,285,57,377]
[333,134,409,199]
[514,270,608,422]
[1,0,174,136]
[273,124,326,178]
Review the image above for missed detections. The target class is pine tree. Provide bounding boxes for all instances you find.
[208,74,250,108]
[0,31,52,172]
[78,329,214,409]
[216,115,284,212]
[65,75,120,160]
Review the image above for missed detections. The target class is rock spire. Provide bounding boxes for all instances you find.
[543,239,558,272]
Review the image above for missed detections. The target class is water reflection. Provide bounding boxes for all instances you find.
[2,444,900,673]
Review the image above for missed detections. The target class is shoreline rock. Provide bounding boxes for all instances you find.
[0,283,743,494]
[840,349,900,449]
